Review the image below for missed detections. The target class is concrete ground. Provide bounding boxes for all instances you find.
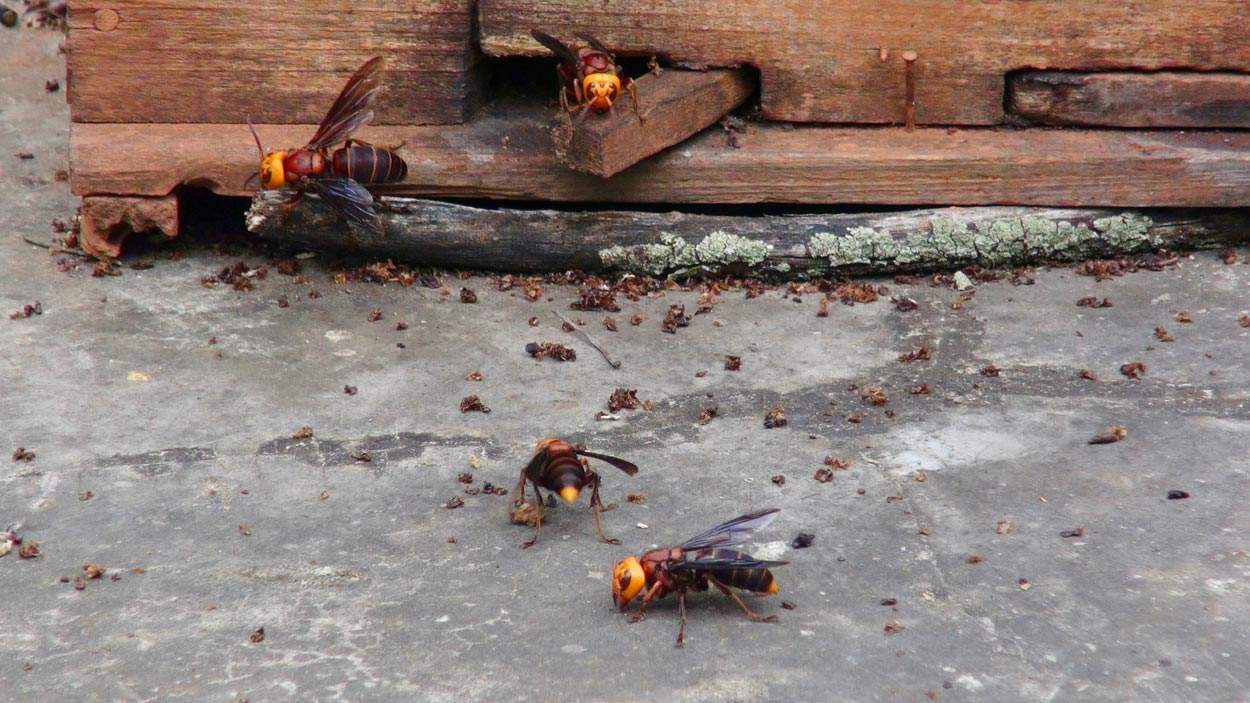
[4,28,1250,703]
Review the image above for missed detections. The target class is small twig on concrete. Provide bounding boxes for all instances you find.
[551,310,622,369]
[22,237,96,259]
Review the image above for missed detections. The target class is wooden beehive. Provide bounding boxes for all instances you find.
[67,0,1250,257]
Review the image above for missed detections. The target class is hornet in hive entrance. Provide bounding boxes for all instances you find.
[612,508,787,647]
[530,29,642,121]
[245,56,407,230]
[511,438,638,548]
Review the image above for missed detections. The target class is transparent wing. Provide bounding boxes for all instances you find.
[307,178,380,230]
[308,57,385,150]
[668,555,788,572]
[680,508,780,550]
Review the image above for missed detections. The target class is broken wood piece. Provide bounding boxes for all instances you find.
[551,68,755,177]
[246,193,1250,277]
[1008,71,1250,128]
[80,194,178,258]
[71,108,1250,206]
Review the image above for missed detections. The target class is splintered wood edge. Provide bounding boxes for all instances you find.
[71,108,1250,207]
[550,68,756,177]
[80,194,179,258]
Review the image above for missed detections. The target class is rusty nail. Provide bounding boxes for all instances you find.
[902,51,919,131]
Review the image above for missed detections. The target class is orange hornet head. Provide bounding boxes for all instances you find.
[245,117,287,190]
[256,152,287,189]
[582,72,621,112]
[612,556,645,609]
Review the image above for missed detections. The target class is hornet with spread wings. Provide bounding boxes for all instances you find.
[612,508,787,647]
[245,56,407,230]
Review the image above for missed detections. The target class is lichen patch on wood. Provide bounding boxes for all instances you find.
[806,211,1159,270]
[599,231,772,275]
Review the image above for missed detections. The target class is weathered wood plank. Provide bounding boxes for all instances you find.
[71,102,1250,206]
[246,195,1250,276]
[553,68,755,178]
[481,0,1250,125]
[80,194,178,258]
[66,0,484,125]
[1007,71,1250,128]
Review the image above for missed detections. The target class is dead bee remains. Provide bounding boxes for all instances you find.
[526,342,577,361]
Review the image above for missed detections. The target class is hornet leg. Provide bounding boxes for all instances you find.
[628,581,665,624]
[588,471,616,511]
[675,590,688,647]
[276,190,304,228]
[587,473,620,545]
[511,468,528,508]
[520,480,545,550]
[707,574,779,623]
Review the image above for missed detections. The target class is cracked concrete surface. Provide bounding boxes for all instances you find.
[3,28,1250,703]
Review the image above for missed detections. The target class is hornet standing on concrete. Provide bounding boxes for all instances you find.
[512,438,638,548]
[612,508,787,647]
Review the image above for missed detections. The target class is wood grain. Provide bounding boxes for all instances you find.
[481,0,1250,125]
[66,0,484,125]
[246,195,1250,276]
[1007,71,1250,128]
[552,68,755,177]
[71,101,1250,207]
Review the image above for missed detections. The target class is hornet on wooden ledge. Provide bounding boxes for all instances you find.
[530,29,643,122]
[245,56,407,231]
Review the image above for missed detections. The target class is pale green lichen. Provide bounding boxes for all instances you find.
[1093,213,1156,243]
[806,227,898,266]
[692,231,770,267]
[806,211,1160,271]
[604,211,1162,276]
[805,231,842,259]
[599,231,771,276]
[599,233,691,276]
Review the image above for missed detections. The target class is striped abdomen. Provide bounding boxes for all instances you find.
[687,548,778,593]
[540,455,585,493]
[331,145,408,184]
